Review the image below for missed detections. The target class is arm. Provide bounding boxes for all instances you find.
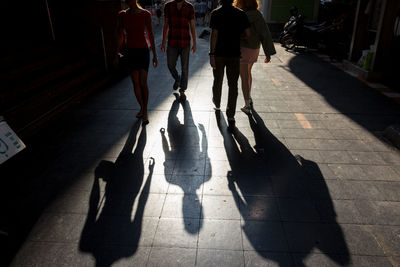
[189,19,197,53]
[145,11,158,67]
[254,15,276,63]
[161,17,169,52]
[114,12,125,67]
[209,28,218,69]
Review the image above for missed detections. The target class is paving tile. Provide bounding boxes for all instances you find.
[198,219,242,250]
[244,251,294,267]
[203,175,235,196]
[355,201,400,225]
[347,255,393,267]
[242,221,288,251]
[343,180,383,200]
[166,175,204,194]
[283,222,349,254]
[277,198,320,222]
[270,176,309,198]
[347,151,387,165]
[362,165,400,181]
[319,150,355,164]
[305,178,352,200]
[173,159,207,176]
[232,175,275,197]
[147,247,196,267]
[341,224,385,256]
[374,181,400,201]
[284,138,316,150]
[239,196,280,221]
[292,252,350,267]
[376,151,400,165]
[197,249,244,267]
[328,164,367,180]
[201,195,241,220]
[310,139,341,150]
[315,200,364,224]
[161,193,201,219]
[153,218,199,247]
[28,213,85,243]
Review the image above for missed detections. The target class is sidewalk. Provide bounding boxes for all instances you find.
[3,26,400,266]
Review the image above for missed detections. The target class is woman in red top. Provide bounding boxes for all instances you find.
[116,0,158,124]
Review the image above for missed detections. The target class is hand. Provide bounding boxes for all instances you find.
[161,43,166,52]
[153,56,158,68]
[191,43,197,54]
[264,55,271,63]
[210,55,216,69]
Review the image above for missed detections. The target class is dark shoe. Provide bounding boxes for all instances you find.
[179,90,186,101]
[212,97,220,111]
[241,105,251,115]
[142,115,149,125]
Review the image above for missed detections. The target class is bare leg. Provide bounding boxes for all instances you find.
[248,63,254,101]
[131,70,143,117]
[240,63,250,104]
[139,69,149,122]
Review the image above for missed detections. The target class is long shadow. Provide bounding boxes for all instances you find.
[160,95,211,233]
[216,110,350,266]
[288,54,400,132]
[79,120,154,267]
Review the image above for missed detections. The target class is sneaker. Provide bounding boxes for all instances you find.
[241,105,251,115]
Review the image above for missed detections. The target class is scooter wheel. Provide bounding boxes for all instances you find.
[283,36,296,50]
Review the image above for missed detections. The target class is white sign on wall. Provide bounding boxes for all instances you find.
[0,121,26,164]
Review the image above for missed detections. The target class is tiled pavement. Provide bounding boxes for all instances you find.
[4,26,400,266]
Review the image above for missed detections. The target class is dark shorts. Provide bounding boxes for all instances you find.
[125,47,150,72]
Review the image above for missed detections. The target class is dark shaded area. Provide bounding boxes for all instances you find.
[161,96,211,233]
[0,36,210,266]
[288,54,400,132]
[79,121,153,267]
[216,110,350,266]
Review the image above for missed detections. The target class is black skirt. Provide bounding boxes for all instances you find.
[123,47,150,72]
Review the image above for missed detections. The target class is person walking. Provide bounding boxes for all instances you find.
[116,0,158,124]
[233,0,276,114]
[209,0,250,130]
[161,0,197,101]
[199,0,207,26]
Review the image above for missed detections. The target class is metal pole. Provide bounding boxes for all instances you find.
[45,0,56,41]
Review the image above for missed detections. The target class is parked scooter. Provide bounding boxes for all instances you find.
[280,6,345,53]
[279,6,305,49]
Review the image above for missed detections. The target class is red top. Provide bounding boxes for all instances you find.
[164,1,194,48]
[121,9,151,48]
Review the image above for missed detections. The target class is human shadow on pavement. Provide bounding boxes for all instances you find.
[216,110,350,266]
[79,120,154,267]
[160,95,211,234]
